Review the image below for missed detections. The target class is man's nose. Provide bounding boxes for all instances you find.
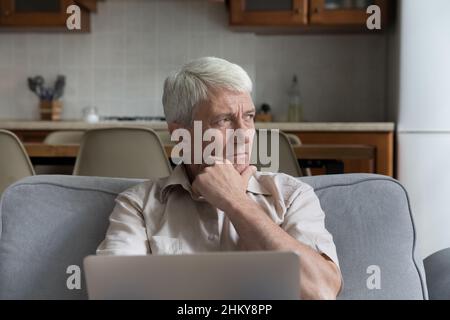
[233,125,254,145]
[233,116,249,130]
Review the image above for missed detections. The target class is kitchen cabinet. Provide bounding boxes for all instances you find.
[309,0,388,26]
[0,0,96,31]
[290,131,394,177]
[228,0,391,32]
[229,0,308,26]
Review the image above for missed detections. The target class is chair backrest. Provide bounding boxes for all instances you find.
[252,130,303,177]
[156,131,173,146]
[0,130,35,194]
[73,127,172,179]
[0,174,428,299]
[44,131,85,145]
[285,133,312,176]
[286,133,302,146]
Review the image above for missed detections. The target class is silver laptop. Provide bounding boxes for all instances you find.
[83,251,299,300]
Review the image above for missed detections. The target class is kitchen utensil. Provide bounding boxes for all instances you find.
[34,76,45,98]
[53,75,66,100]
[27,75,66,101]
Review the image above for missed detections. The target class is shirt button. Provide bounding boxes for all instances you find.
[208,235,216,241]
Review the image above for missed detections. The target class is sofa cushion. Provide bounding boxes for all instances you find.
[0,174,428,299]
[0,175,142,299]
[301,174,427,300]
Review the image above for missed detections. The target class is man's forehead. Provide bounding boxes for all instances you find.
[209,91,254,112]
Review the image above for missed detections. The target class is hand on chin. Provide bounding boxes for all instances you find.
[233,163,250,174]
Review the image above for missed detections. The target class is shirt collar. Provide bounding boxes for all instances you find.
[159,164,194,202]
[247,174,271,196]
[159,164,271,203]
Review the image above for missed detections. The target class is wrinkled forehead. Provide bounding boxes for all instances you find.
[197,89,255,116]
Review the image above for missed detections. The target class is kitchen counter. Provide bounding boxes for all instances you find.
[0,120,395,132]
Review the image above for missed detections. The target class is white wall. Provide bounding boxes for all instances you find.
[0,0,387,122]
[397,0,450,259]
[397,0,450,131]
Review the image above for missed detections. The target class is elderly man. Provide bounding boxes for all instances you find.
[97,57,342,299]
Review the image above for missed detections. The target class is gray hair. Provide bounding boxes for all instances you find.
[162,57,253,126]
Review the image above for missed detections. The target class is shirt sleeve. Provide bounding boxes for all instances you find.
[96,185,151,256]
[281,183,341,271]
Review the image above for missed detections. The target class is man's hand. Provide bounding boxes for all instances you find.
[192,159,341,299]
[191,159,256,211]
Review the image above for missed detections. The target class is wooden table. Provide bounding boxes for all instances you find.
[24,143,80,158]
[24,143,376,174]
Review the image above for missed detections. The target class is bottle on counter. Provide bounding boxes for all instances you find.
[287,75,304,122]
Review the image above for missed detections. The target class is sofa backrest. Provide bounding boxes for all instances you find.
[301,174,428,300]
[0,174,428,299]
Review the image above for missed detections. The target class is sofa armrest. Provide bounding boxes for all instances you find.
[424,248,450,300]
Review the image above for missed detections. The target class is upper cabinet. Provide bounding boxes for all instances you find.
[229,0,391,32]
[229,0,308,26]
[0,0,98,32]
[309,0,388,25]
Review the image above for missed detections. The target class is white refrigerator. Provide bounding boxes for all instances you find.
[397,0,450,259]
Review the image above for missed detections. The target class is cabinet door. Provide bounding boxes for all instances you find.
[0,0,73,27]
[309,0,388,26]
[229,0,308,26]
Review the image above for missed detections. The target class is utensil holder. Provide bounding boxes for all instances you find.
[39,100,62,121]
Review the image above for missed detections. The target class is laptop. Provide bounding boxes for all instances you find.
[83,251,300,300]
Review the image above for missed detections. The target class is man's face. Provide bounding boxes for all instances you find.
[189,89,256,174]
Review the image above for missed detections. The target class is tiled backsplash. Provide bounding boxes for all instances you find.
[0,0,387,122]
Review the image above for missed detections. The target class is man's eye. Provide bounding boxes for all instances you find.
[217,118,231,126]
[244,114,255,120]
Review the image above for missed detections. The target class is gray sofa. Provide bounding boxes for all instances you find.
[424,248,450,300]
[0,174,428,300]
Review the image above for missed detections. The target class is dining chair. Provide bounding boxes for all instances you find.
[0,129,35,194]
[44,130,85,145]
[286,133,312,176]
[36,130,86,175]
[252,130,304,177]
[73,127,172,179]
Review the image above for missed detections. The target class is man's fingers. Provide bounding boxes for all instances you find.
[241,165,257,182]
[203,156,232,166]
[204,156,223,165]
[191,177,204,195]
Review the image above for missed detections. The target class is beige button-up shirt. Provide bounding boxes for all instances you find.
[97,165,340,269]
